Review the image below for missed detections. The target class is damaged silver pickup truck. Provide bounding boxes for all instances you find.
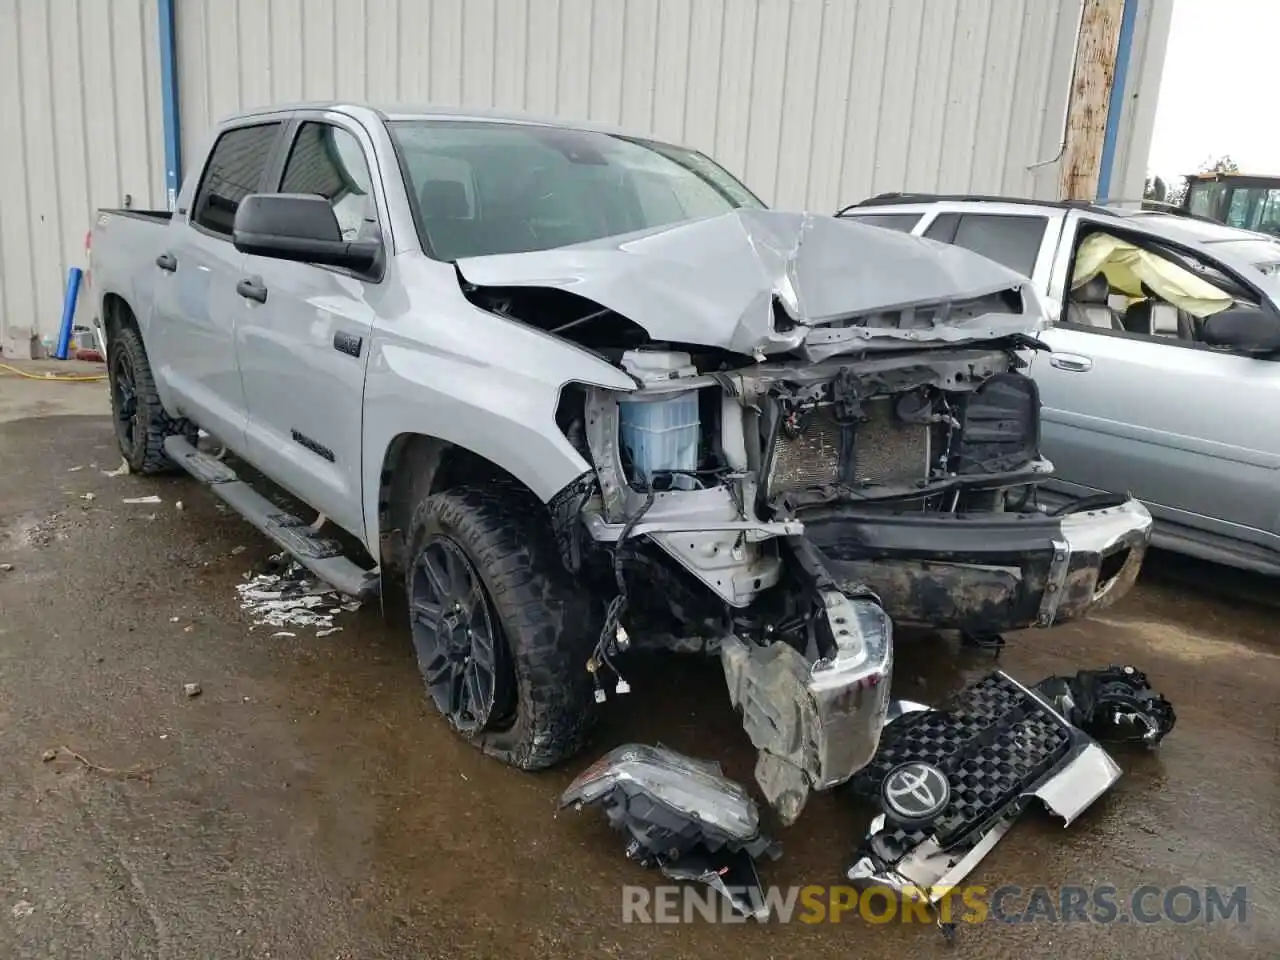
[89,105,1151,826]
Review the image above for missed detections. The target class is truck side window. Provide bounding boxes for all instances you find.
[925,213,1047,278]
[191,123,283,236]
[279,123,378,241]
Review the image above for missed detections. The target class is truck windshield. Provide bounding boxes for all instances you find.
[388,119,764,261]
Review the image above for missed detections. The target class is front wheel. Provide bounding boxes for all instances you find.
[406,485,598,770]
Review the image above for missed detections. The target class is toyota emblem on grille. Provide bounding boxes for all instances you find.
[882,761,951,825]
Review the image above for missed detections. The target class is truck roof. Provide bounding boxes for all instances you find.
[228,101,649,140]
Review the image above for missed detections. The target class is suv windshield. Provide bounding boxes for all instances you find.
[389,120,763,261]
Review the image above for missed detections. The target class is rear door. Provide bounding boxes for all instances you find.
[917,208,1063,289]
[149,120,285,446]
[1034,214,1280,552]
[235,115,385,540]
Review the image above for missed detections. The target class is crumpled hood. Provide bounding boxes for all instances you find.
[455,209,1041,358]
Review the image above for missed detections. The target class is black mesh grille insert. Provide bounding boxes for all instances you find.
[852,672,1072,848]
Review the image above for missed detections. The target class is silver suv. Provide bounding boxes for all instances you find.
[839,194,1280,577]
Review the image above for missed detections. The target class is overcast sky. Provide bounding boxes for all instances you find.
[1147,0,1280,181]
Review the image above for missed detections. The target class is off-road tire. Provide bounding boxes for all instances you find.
[107,326,194,474]
[407,485,598,769]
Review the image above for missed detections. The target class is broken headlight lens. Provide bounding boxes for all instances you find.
[561,744,761,841]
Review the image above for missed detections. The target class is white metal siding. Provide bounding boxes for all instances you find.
[175,0,1099,208]
[2,0,1170,341]
[0,0,166,346]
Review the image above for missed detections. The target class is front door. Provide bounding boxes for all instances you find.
[149,121,285,447]
[236,118,384,540]
[1035,223,1280,553]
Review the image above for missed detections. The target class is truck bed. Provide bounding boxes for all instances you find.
[98,208,172,224]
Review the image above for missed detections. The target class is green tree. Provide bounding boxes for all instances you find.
[1199,154,1240,175]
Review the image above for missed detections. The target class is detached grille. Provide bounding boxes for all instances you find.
[767,398,930,497]
[851,672,1072,849]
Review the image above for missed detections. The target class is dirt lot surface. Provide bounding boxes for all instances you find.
[1,381,1277,958]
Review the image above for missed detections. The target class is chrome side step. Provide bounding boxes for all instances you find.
[164,435,380,600]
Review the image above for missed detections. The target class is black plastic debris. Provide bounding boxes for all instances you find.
[560,744,781,919]
[1034,664,1176,746]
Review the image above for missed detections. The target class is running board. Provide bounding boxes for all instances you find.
[164,436,380,600]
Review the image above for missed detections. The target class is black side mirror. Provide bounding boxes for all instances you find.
[1200,304,1280,355]
[232,193,381,274]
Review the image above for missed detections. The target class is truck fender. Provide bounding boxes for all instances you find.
[360,334,634,561]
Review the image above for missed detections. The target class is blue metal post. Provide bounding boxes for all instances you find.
[157,0,182,210]
[54,268,84,360]
[1096,0,1139,201]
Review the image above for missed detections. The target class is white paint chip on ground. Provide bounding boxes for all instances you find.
[123,496,162,505]
[235,559,361,633]
[10,901,34,919]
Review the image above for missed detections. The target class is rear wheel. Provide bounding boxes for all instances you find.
[108,326,192,474]
[406,485,597,769]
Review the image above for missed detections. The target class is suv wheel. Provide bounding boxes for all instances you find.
[406,485,597,769]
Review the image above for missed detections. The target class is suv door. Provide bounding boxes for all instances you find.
[150,121,284,445]
[1034,214,1280,560]
[235,117,385,540]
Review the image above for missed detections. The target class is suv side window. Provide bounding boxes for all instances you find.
[279,122,379,241]
[842,213,922,233]
[191,123,283,236]
[925,213,1048,278]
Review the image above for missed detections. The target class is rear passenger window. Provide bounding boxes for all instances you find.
[924,213,1047,278]
[842,213,922,233]
[279,122,379,241]
[191,123,282,236]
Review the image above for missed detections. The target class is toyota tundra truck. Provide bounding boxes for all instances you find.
[88,103,1151,820]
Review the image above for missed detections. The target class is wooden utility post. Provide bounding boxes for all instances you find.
[1060,0,1126,201]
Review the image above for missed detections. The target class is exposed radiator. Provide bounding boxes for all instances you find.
[768,398,930,496]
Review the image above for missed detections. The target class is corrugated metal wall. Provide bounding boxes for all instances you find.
[0,0,166,347]
[177,0,1093,209]
[2,0,1170,342]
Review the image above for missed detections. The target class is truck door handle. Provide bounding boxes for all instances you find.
[1049,352,1092,372]
[236,277,268,303]
[155,252,177,272]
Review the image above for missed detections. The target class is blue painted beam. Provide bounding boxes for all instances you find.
[157,0,181,209]
[1096,0,1139,201]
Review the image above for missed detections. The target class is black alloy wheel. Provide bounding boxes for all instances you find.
[409,535,506,734]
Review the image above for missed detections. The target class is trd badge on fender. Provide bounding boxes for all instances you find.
[333,330,363,358]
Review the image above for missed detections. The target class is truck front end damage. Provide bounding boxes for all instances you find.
[555,342,1151,819]
[458,209,1152,819]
